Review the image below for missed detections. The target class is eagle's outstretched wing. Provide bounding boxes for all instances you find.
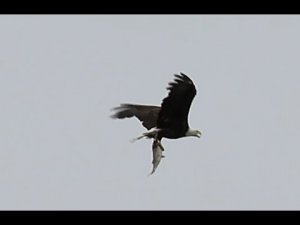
[111,104,160,130]
[157,73,197,129]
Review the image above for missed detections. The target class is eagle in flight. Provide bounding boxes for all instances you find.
[111,73,201,175]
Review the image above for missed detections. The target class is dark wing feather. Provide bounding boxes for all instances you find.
[110,104,160,130]
[157,73,197,128]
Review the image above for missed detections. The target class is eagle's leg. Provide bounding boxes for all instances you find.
[154,131,164,151]
[131,127,161,143]
[157,141,164,151]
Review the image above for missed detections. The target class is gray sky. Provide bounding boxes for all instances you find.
[1,15,300,210]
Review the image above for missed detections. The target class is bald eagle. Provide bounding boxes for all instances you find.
[111,73,201,175]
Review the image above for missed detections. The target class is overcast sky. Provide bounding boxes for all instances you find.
[1,15,300,210]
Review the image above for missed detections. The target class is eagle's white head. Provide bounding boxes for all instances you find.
[186,129,202,138]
